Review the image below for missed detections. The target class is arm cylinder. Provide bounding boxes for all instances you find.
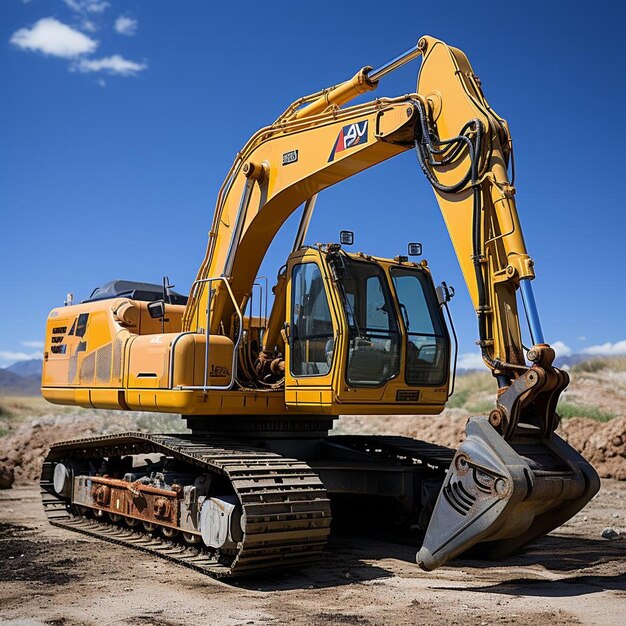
[368,44,423,82]
[519,278,545,345]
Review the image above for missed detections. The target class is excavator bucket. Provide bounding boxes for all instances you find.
[417,416,600,571]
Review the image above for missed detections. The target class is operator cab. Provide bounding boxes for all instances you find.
[284,244,452,414]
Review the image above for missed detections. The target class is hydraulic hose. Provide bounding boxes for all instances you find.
[412,101,527,377]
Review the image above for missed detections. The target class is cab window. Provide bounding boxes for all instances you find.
[341,258,400,386]
[290,263,334,376]
[391,268,448,385]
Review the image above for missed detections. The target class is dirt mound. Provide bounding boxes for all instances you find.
[337,410,626,480]
[0,404,190,489]
[336,408,469,448]
[0,416,97,488]
[559,416,626,480]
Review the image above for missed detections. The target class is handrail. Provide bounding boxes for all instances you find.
[169,277,243,392]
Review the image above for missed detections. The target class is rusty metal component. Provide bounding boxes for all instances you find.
[153,497,171,519]
[271,357,285,375]
[526,343,555,366]
[40,432,332,578]
[494,345,569,440]
[254,351,286,381]
[89,475,176,498]
[489,408,503,428]
[91,484,110,507]
[74,474,180,528]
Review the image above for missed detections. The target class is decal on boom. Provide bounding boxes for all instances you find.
[328,120,368,162]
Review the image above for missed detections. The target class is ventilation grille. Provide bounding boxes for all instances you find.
[68,355,78,385]
[95,342,112,383]
[396,389,420,402]
[112,337,123,384]
[80,352,95,385]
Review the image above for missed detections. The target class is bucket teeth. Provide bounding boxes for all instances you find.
[417,417,600,571]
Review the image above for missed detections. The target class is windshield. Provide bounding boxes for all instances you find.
[339,257,400,387]
[390,267,448,386]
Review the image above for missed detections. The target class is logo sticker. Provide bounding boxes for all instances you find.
[282,149,298,165]
[328,120,368,162]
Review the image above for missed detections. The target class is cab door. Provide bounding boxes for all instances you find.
[284,251,339,410]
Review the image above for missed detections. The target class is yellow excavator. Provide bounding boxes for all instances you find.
[41,36,599,577]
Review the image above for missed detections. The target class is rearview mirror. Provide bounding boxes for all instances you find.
[147,300,165,319]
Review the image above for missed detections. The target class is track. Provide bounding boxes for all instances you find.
[40,433,332,578]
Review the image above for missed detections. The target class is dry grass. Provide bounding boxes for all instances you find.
[0,395,50,419]
[0,395,53,436]
[571,356,626,373]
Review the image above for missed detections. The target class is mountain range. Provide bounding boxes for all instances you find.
[0,359,42,396]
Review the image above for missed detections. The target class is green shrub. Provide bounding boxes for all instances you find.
[447,387,470,408]
[466,398,495,415]
[557,401,615,422]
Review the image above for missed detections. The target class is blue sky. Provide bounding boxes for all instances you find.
[2,0,625,369]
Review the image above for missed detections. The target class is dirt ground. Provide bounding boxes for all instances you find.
[0,482,624,626]
[1,363,624,625]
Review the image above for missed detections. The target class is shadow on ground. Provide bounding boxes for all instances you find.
[233,532,626,593]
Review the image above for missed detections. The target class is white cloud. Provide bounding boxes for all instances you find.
[551,340,572,357]
[457,352,484,370]
[81,19,98,33]
[64,0,110,13]
[10,17,98,59]
[86,1,110,13]
[22,340,44,349]
[0,350,42,367]
[73,54,147,76]
[577,336,587,342]
[581,340,626,356]
[115,16,138,36]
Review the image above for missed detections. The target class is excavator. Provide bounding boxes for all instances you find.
[40,36,599,577]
